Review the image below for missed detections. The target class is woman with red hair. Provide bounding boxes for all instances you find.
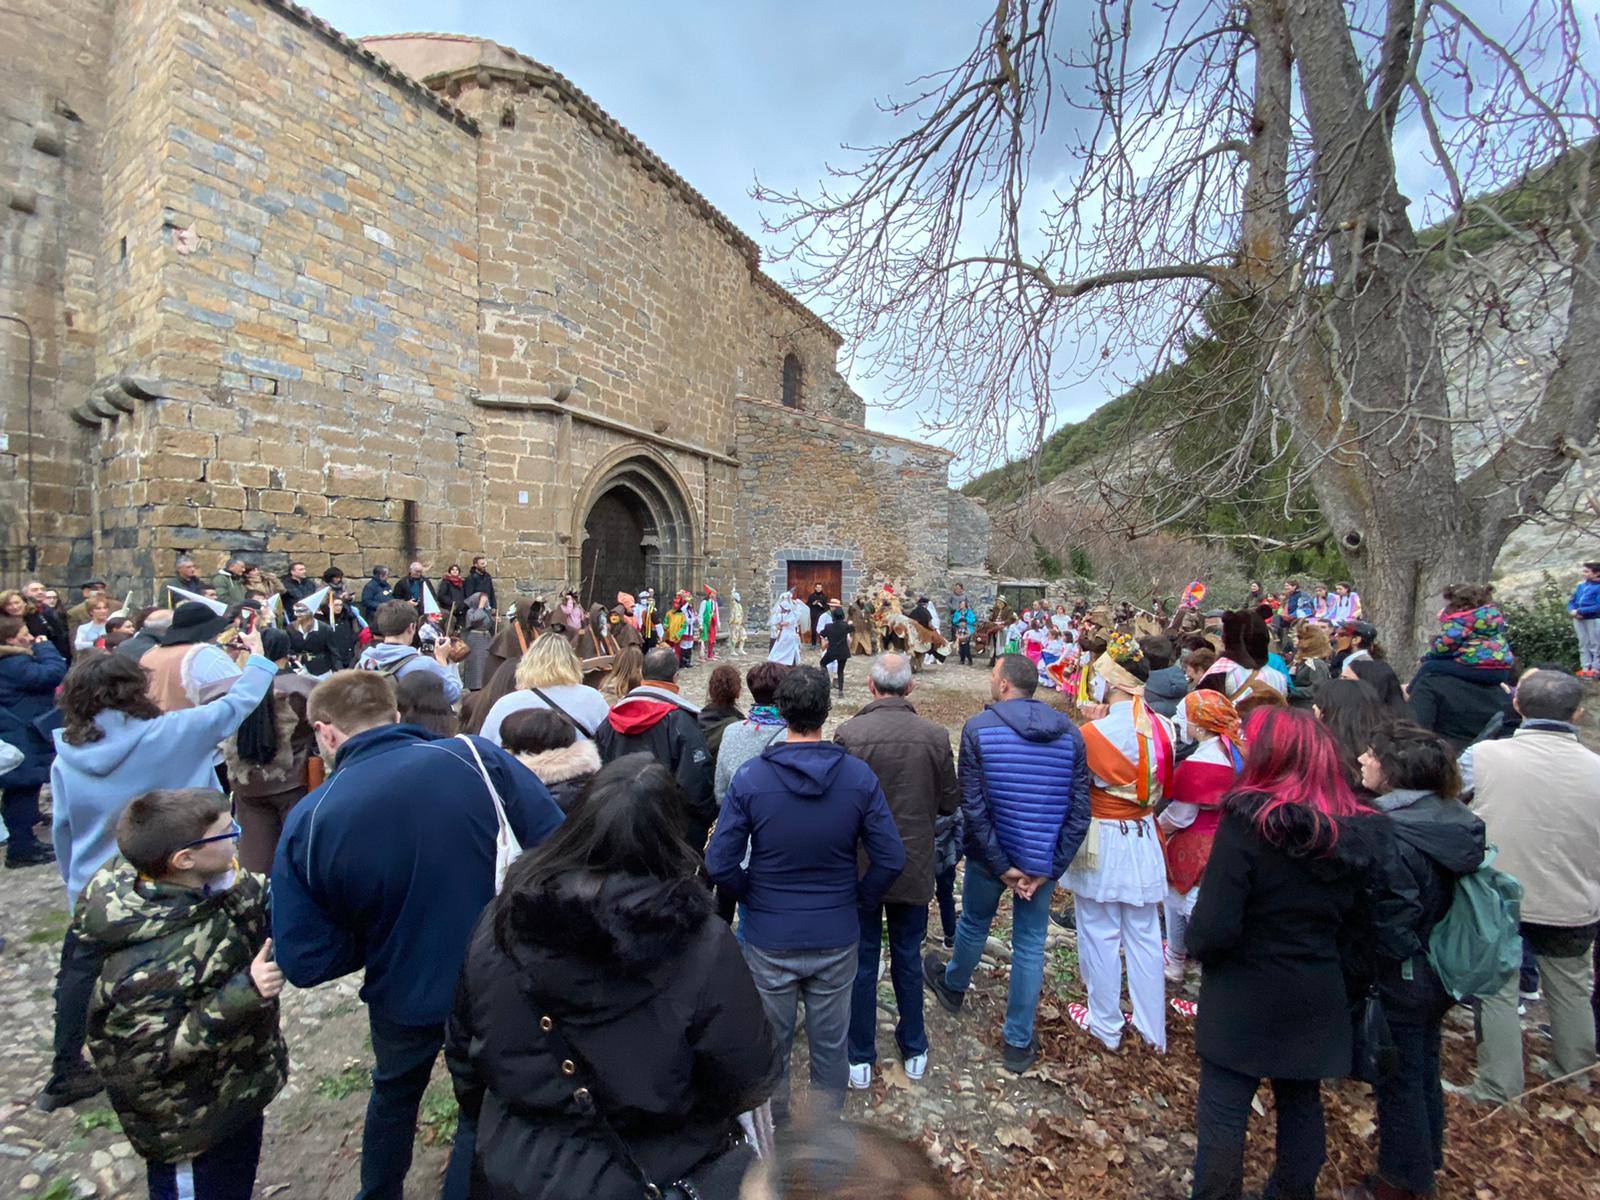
[1185,707,1382,1200]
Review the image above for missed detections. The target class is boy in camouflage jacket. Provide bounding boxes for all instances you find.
[74,787,287,1199]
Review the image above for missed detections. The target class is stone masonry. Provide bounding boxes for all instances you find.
[1,0,984,608]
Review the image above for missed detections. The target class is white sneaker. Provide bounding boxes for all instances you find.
[903,1053,927,1081]
[1164,956,1186,984]
[848,1062,872,1090]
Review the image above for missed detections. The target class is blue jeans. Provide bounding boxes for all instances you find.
[147,1113,263,1200]
[942,860,1055,1047]
[848,902,929,1065]
[362,1013,477,1200]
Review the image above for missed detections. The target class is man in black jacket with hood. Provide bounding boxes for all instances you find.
[596,648,715,847]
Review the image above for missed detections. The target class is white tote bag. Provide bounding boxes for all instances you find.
[453,734,523,893]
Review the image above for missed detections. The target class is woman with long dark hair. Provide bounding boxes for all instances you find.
[445,754,781,1199]
[223,627,317,872]
[1185,708,1380,1200]
[1315,677,1392,799]
[1348,658,1410,717]
[1359,725,1484,1200]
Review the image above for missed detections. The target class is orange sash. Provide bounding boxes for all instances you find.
[1081,723,1155,822]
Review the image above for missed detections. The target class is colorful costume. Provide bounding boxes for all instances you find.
[1423,603,1512,670]
[1064,644,1176,1052]
[699,588,720,661]
[1158,691,1244,980]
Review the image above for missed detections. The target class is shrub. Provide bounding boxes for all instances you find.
[1501,574,1580,672]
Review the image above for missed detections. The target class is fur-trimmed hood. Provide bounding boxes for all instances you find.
[515,738,600,786]
[502,871,714,1018]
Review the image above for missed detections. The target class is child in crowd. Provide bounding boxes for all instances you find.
[1039,628,1068,688]
[1023,617,1049,666]
[1003,615,1027,656]
[954,616,974,665]
[74,788,286,1200]
[1568,561,1600,678]
[1420,583,1512,673]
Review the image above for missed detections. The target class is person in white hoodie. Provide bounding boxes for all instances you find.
[41,627,274,1112]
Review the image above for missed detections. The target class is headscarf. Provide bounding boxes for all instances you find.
[1182,689,1242,743]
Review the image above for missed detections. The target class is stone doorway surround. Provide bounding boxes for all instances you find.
[572,446,700,607]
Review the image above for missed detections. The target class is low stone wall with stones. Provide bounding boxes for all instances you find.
[735,396,954,613]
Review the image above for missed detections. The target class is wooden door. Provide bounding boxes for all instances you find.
[786,560,842,641]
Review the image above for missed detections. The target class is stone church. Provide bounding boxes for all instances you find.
[2,0,989,611]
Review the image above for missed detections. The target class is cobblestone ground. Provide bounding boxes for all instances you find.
[7,654,1591,1198]
[0,648,1023,1199]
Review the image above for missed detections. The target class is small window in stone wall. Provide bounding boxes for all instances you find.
[781,353,802,409]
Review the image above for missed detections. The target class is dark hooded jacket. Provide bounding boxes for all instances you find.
[359,571,393,622]
[1406,666,1515,753]
[595,686,715,847]
[76,863,287,1163]
[465,568,497,611]
[445,874,781,1200]
[705,741,905,951]
[1371,788,1486,1019]
[957,698,1091,879]
[0,641,67,787]
[1187,792,1387,1079]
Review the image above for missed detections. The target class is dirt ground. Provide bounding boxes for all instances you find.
[2,649,1596,1198]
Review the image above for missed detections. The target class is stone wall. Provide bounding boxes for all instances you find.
[0,0,110,580]
[735,397,954,611]
[78,0,483,588]
[948,490,990,568]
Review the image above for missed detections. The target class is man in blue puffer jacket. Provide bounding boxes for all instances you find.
[924,653,1090,1072]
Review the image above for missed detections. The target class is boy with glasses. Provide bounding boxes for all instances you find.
[73,788,286,1200]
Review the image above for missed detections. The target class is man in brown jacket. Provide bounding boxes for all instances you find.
[836,652,959,1087]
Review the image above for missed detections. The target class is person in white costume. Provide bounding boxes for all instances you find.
[767,590,808,665]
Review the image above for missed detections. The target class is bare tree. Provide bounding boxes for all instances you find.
[758,0,1600,659]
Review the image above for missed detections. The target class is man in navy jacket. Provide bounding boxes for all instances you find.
[272,671,562,1200]
[706,665,905,1120]
[924,653,1090,1073]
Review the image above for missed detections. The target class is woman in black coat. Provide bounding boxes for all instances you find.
[1186,708,1383,1200]
[1358,726,1485,1200]
[446,754,781,1200]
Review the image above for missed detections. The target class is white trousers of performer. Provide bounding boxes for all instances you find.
[1065,813,1168,1053]
[1075,897,1166,1052]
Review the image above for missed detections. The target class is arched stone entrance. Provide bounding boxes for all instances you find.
[575,451,697,610]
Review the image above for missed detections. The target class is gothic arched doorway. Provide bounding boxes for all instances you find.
[576,453,696,610]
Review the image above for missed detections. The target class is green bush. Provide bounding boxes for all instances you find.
[1501,574,1580,672]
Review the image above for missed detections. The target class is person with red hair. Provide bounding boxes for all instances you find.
[1185,707,1383,1200]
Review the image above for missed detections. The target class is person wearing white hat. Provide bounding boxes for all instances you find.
[730,590,747,654]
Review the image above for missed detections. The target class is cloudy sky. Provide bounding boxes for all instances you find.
[313,2,1595,476]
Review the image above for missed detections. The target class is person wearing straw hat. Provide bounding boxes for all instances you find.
[139,602,247,713]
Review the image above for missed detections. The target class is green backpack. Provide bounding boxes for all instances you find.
[1428,844,1524,1001]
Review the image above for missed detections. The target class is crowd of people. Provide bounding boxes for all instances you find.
[1,551,1598,1200]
